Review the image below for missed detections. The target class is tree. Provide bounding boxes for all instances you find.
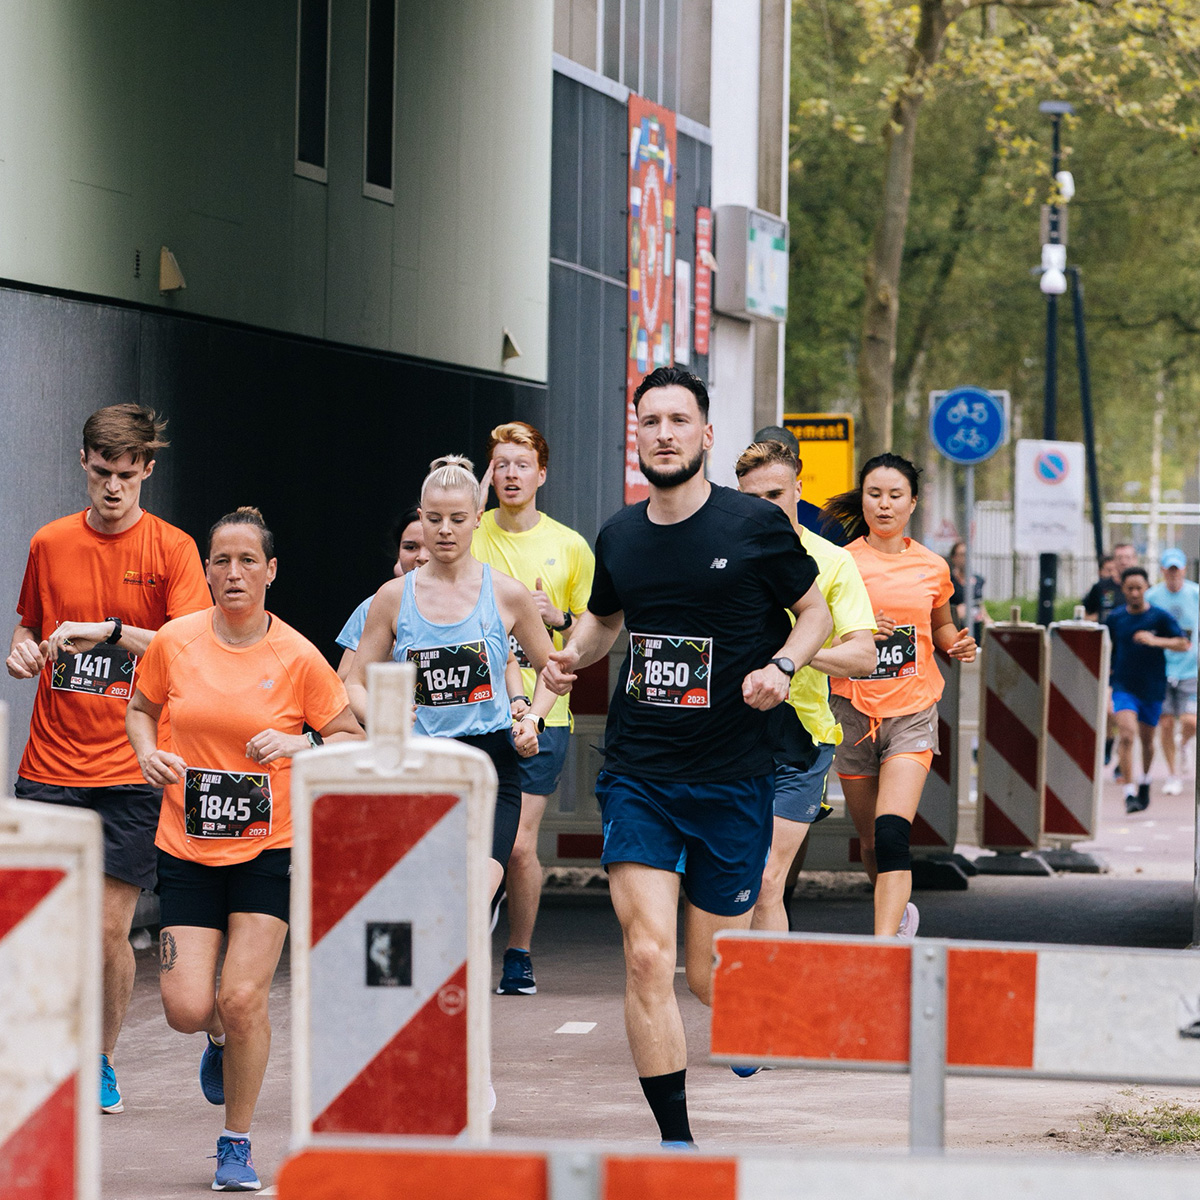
[791,0,1200,460]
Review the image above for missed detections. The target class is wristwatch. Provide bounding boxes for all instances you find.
[769,656,796,678]
[104,617,123,645]
[305,730,324,750]
[518,714,546,733]
[551,610,573,632]
[509,694,532,706]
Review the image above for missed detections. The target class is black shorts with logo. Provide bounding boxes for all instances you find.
[156,848,291,930]
[15,776,161,890]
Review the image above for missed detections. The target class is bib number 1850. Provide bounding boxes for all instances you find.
[627,634,712,708]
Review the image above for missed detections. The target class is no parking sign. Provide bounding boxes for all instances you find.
[1014,439,1086,555]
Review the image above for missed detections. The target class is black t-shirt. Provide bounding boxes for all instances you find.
[588,486,820,782]
[1105,603,1183,702]
[1082,578,1122,622]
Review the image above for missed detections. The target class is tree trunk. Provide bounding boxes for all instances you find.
[857,0,952,461]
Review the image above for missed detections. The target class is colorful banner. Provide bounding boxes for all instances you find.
[625,95,676,504]
[693,206,712,357]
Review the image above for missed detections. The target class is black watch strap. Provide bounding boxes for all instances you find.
[104,617,123,645]
[551,610,573,632]
[770,656,796,678]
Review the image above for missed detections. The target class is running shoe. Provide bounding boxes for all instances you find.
[200,1034,225,1105]
[897,902,920,940]
[1163,777,1183,796]
[813,800,834,824]
[496,947,537,995]
[660,1141,699,1151]
[99,1054,123,1114]
[730,1065,761,1078]
[211,1135,261,1191]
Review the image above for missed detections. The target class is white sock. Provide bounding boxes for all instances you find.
[1124,784,1137,797]
[1140,773,1153,785]
[221,1128,248,1141]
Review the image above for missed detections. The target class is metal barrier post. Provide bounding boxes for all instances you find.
[908,943,947,1153]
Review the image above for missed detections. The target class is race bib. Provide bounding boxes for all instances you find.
[184,769,272,839]
[408,642,494,707]
[855,625,917,681]
[507,632,532,671]
[627,634,712,708]
[50,645,138,700]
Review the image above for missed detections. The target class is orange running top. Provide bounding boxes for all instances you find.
[137,608,349,865]
[830,536,953,719]
[16,510,210,787]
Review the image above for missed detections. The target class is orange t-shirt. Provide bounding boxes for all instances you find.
[830,537,954,719]
[16,510,211,787]
[137,609,349,866]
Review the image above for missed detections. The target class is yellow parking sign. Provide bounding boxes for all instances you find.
[783,414,854,507]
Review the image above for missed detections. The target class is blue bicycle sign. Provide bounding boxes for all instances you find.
[929,387,1007,465]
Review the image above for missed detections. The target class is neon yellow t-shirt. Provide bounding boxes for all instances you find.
[471,509,595,728]
[788,526,876,745]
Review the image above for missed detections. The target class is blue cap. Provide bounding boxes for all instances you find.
[1161,548,1187,570]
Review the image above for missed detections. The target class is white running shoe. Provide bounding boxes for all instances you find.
[1163,777,1183,796]
[897,902,920,940]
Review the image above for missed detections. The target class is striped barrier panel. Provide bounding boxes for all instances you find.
[0,798,102,1200]
[912,648,958,852]
[977,623,1048,851]
[274,1141,1200,1199]
[290,662,496,1143]
[710,930,1200,1150]
[1044,621,1110,842]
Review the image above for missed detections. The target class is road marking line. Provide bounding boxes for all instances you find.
[556,1021,597,1035]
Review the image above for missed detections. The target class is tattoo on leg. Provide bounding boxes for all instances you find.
[160,931,178,974]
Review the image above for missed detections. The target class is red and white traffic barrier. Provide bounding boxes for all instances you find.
[977,623,1048,852]
[290,663,496,1143]
[912,648,958,852]
[0,798,102,1200]
[1044,621,1110,841]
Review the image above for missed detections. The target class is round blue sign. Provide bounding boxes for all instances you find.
[1034,450,1068,483]
[929,387,1007,465]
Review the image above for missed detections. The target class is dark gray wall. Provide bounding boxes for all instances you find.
[0,283,544,782]
[536,72,710,546]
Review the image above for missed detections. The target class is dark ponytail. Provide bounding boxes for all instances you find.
[820,453,921,542]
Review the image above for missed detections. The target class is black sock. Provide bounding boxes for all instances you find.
[1104,736,1114,765]
[639,1069,692,1143]
[782,883,796,931]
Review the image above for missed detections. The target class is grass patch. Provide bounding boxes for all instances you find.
[1092,1101,1200,1147]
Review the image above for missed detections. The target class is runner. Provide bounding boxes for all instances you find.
[1083,544,1140,771]
[734,440,876,936]
[6,403,210,1115]
[346,455,559,901]
[126,506,363,1191]
[472,421,595,996]
[1146,549,1199,795]
[1105,565,1187,813]
[822,453,976,939]
[334,505,429,679]
[543,367,830,1146]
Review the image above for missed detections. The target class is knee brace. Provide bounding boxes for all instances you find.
[874,814,912,874]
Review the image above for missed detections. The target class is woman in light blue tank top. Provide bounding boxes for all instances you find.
[345,455,560,900]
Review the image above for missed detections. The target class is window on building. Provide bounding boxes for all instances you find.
[295,0,330,181]
[363,0,397,201]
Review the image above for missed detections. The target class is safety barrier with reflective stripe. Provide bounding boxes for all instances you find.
[1044,621,1110,841]
[290,663,496,1143]
[977,623,1048,850]
[0,798,102,1199]
[275,1141,1200,1199]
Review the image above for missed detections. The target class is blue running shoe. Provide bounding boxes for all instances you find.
[496,948,537,995]
[730,1065,762,1078]
[99,1054,123,1113]
[660,1140,698,1150]
[212,1136,261,1191]
[200,1034,225,1105]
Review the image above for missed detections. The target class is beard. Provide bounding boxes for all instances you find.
[638,444,706,490]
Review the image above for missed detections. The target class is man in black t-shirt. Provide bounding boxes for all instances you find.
[544,368,831,1147]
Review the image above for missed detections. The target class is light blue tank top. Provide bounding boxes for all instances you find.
[393,564,511,738]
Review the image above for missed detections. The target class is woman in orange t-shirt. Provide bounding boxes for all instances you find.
[823,455,976,939]
[126,507,362,1192]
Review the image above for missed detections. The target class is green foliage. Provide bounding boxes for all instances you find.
[983,597,1080,623]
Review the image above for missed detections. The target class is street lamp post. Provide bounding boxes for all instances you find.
[1036,99,1074,628]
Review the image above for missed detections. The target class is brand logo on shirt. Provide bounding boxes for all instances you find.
[710,558,728,569]
[122,571,158,587]
[259,679,275,689]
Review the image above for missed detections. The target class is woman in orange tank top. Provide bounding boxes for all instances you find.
[823,454,976,939]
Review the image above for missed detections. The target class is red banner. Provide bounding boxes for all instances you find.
[624,95,676,504]
[693,206,712,357]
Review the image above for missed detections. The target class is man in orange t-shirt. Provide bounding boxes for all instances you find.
[6,404,210,1115]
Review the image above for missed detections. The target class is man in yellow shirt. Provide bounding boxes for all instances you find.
[473,421,595,995]
[735,439,877,937]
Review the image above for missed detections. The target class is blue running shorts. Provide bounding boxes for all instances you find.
[1112,690,1164,729]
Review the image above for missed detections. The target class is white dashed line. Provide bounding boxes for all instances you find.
[556,1021,597,1035]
